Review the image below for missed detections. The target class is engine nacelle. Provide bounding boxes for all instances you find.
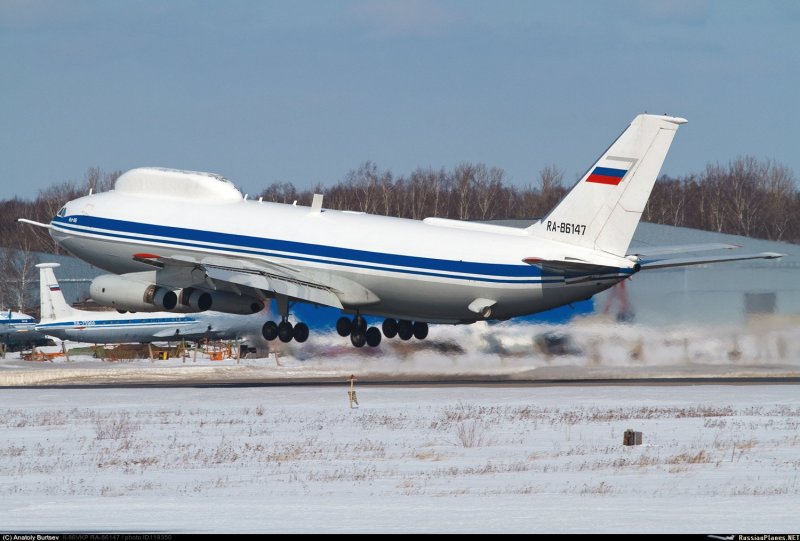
[90,275,262,315]
[203,290,262,315]
[90,274,179,312]
[178,288,212,312]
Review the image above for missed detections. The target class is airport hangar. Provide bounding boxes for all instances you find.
[12,221,799,329]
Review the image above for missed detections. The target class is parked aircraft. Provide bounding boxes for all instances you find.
[0,309,50,350]
[21,114,782,347]
[34,263,266,345]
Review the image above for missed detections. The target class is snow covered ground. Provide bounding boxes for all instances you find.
[2,318,799,385]
[1,384,799,533]
[1,319,797,532]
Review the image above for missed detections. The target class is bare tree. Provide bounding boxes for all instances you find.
[472,165,505,220]
[452,163,476,220]
[536,164,566,217]
[0,237,40,314]
[760,160,795,241]
[258,182,300,204]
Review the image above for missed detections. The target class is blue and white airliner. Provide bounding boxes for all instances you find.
[0,309,49,349]
[34,263,266,345]
[20,114,783,347]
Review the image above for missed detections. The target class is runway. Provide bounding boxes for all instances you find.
[0,367,800,389]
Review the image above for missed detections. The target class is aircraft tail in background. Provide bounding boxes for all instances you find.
[36,263,76,322]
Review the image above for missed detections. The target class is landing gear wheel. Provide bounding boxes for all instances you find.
[397,319,413,341]
[412,321,429,340]
[262,321,278,341]
[382,318,398,338]
[366,327,382,347]
[336,317,352,337]
[278,321,294,343]
[350,331,367,348]
[353,315,367,334]
[293,322,309,343]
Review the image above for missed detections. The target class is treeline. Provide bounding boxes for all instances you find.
[643,156,798,242]
[0,168,121,310]
[0,167,121,252]
[2,157,799,258]
[258,161,567,223]
[258,156,800,243]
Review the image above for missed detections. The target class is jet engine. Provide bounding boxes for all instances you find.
[90,274,178,312]
[178,288,262,315]
[90,275,263,315]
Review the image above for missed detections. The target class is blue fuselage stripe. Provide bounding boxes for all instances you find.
[37,317,196,329]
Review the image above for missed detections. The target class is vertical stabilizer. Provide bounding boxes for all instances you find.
[528,114,686,256]
[36,263,76,322]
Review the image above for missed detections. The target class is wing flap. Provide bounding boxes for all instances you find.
[130,253,378,309]
[204,265,344,309]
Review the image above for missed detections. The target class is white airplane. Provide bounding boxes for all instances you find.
[34,263,267,345]
[0,309,50,349]
[20,114,782,348]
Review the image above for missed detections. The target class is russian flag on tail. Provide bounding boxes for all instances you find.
[49,285,60,292]
[586,166,627,186]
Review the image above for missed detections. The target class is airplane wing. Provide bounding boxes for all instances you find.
[152,327,195,339]
[152,322,212,338]
[132,253,380,309]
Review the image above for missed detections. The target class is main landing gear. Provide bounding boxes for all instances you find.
[262,295,309,344]
[337,316,428,348]
[262,317,309,344]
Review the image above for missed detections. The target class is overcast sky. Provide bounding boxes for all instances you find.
[2,0,799,199]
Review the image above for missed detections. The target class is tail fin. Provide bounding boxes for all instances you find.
[528,114,687,256]
[36,263,75,322]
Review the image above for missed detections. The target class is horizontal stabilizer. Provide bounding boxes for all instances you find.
[639,252,784,270]
[627,243,740,257]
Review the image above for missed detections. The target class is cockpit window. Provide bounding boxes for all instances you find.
[57,207,66,217]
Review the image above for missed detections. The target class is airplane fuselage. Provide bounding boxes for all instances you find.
[0,312,49,347]
[50,191,634,323]
[34,310,264,344]
[36,313,197,343]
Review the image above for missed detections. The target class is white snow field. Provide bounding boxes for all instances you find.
[2,318,799,386]
[1,319,798,532]
[1,384,799,533]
